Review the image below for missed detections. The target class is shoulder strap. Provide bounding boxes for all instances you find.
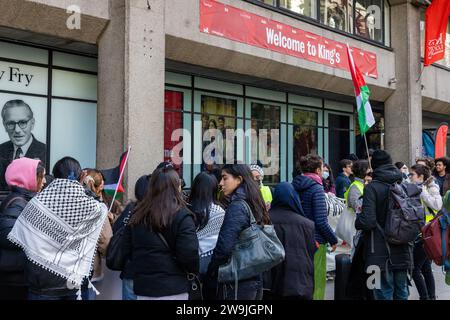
[2,196,27,212]
[234,199,257,225]
[157,232,172,252]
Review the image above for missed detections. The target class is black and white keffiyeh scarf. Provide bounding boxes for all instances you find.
[8,179,108,287]
[197,203,225,258]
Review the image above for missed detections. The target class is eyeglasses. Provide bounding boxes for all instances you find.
[4,119,31,131]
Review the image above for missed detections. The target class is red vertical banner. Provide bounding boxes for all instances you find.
[200,0,378,78]
[424,0,450,66]
[434,123,448,158]
[164,90,183,172]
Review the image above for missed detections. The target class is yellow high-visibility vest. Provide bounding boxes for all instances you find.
[344,180,364,202]
[261,185,272,204]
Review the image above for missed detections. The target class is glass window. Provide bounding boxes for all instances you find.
[53,52,97,72]
[0,40,97,193]
[326,113,352,176]
[384,0,390,46]
[0,61,48,95]
[259,0,275,5]
[292,109,318,171]
[250,102,281,184]
[52,70,97,101]
[201,95,237,170]
[320,0,353,33]
[355,0,383,42]
[50,99,97,171]
[280,0,317,18]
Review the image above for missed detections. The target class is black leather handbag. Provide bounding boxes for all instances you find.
[217,200,285,283]
[105,225,127,271]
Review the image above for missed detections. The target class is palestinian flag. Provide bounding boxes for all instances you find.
[346,44,375,136]
[101,149,130,198]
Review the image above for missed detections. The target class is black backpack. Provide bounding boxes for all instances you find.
[379,182,425,245]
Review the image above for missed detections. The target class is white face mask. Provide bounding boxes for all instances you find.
[322,171,330,180]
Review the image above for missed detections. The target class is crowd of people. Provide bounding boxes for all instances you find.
[0,151,449,300]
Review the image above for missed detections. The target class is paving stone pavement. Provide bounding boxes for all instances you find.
[326,263,450,300]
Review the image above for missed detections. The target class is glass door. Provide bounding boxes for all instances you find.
[287,106,323,182]
[245,99,285,184]
[324,111,355,176]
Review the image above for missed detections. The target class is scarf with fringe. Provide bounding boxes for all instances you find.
[8,179,108,287]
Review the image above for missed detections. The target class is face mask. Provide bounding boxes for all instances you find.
[322,171,330,180]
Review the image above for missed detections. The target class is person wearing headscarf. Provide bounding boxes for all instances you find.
[250,164,273,210]
[0,158,46,300]
[264,182,316,300]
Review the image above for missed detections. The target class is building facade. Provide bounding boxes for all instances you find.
[0,0,448,196]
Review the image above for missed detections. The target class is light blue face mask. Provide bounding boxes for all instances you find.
[322,171,330,180]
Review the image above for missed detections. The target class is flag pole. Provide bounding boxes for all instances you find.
[363,134,372,171]
[109,146,131,212]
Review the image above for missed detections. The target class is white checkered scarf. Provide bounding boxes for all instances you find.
[196,203,225,257]
[8,178,108,287]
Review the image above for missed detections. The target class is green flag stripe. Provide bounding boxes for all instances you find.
[358,85,371,135]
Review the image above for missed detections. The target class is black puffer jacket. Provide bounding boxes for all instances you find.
[122,207,199,297]
[0,186,35,286]
[355,164,413,271]
[206,186,254,281]
[266,207,316,299]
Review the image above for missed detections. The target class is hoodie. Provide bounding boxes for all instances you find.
[292,175,338,246]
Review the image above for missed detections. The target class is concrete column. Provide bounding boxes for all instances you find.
[123,0,165,198]
[384,1,422,165]
[97,0,125,170]
[98,0,164,199]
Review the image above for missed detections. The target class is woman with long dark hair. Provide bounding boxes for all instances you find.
[122,167,199,300]
[322,163,336,194]
[188,172,225,277]
[206,164,270,300]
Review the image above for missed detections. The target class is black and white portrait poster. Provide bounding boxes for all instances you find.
[0,93,47,190]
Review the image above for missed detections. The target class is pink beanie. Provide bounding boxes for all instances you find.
[5,157,41,192]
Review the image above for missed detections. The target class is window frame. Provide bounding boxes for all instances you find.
[0,39,98,194]
[245,0,392,48]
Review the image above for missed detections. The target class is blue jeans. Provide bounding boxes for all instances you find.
[122,278,137,300]
[374,270,409,300]
[82,287,97,300]
[28,292,78,300]
[220,279,263,300]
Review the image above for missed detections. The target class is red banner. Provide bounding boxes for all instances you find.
[434,122,448,158]
[200,0,378,78]
[424,0,450,66]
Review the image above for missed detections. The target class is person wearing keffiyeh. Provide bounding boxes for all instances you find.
[8,157,108,300]
[249,164,273,211]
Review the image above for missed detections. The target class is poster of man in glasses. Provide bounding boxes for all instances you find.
[0,98,47,190]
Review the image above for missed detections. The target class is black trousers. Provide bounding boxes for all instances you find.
[412,241,436,300]
[0,285,28,300]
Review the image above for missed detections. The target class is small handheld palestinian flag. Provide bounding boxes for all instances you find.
[346,44,375,136]
[102,147,131,208]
